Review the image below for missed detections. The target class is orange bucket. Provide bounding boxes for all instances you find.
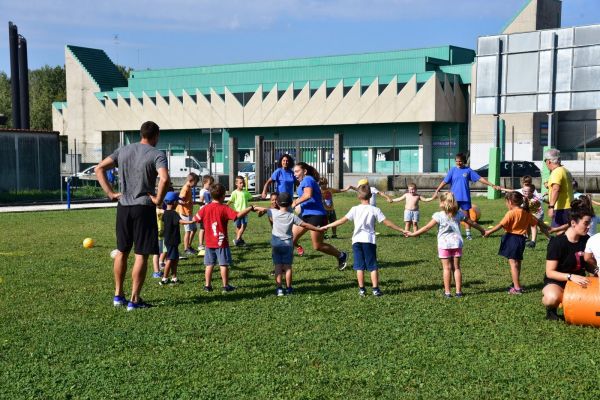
[563,277,600,327]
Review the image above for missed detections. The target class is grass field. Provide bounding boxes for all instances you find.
[2,194,600,399]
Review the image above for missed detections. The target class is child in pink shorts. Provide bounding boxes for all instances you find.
[405,192,484,298]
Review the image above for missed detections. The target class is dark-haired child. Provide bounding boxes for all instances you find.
[485,192,549,294]
[160,191,195,285]
[193,183,253,293]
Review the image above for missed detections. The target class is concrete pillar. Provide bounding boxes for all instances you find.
[333,133,344,190]
[419,122,432,173]
[228,136,238,192]
[255,136,264,194]
[343,148,351,173]
[368,148,376,173]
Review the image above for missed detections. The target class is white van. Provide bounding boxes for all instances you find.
[167,155,210,178]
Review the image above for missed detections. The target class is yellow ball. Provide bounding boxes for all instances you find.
[83,238,95,249]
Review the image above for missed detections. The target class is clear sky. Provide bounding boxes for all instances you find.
[1,0,599,74]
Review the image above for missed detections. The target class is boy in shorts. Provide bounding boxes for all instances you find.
[193,183,253,293]
[391,183,434,232]
[177,173,200,255]
[321,185,406,297]
[160,191,195,285]
[253,192,322,296]
[228,176,253,246]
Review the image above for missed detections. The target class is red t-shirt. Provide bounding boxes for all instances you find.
[193,202,238,248]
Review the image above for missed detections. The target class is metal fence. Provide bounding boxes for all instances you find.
[262,138,334,192]
[0,130,60,192]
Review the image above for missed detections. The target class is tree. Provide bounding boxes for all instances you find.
[29,65,66,130]
[0,72,11,127]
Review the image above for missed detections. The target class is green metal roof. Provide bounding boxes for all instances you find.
[76,45,475,103]
[67,45,128,91]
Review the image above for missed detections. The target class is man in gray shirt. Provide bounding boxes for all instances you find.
[96,121,169,311]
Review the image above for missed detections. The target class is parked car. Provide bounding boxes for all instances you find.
[168,155,210,178]
[475,161,540,178]
[238,163,256,191]
[75,165,97,178]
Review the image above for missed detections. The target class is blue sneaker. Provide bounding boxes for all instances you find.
[338,251,348,271]
[203,285,213,292]
[444,292,452,299]
[372,288,383,297]
[455,292,464,298]
[126,299,153,311]
[359,288,367,297]
[276,287,284,297]
[285,287,294,295]
[152,271,163,278]
[222,285,236,293]
[113,295,127,307]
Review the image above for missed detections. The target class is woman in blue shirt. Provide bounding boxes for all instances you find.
[291,162,348,270]
[261,154,297,198]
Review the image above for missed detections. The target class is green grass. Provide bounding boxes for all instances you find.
[1,194,600,399]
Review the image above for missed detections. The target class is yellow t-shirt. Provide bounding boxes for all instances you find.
[548,166,573,210]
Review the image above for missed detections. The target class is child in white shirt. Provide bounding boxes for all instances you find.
[321,184,405,297]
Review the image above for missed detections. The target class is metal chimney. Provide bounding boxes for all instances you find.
[18,35,30,129]
[8,21,21,129]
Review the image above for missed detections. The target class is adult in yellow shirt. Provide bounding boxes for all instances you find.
[545,149,573,227]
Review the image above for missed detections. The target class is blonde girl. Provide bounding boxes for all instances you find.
[405,192,485,298]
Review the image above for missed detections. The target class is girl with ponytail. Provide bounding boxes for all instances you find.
[484,192,550,294]
[405,192,485,298]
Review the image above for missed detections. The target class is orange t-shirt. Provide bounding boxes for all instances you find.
[500,208,538,235]
[176,184,193,216]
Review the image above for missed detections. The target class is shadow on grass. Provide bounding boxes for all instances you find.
[473,282,545,295]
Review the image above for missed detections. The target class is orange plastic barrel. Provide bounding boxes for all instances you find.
[563,277,600,327]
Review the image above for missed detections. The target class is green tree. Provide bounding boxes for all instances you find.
[0,72,11,127]
[29,65,66,130]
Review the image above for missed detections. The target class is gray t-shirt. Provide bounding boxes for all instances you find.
[267,208,304,247]
[109,143,167,206]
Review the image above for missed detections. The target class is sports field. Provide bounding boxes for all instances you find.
[2,194,600,399]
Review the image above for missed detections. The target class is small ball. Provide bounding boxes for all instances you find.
[83,238,95,249]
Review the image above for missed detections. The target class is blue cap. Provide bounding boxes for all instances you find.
[164,191,181,203]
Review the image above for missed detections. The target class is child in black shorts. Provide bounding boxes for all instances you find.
[160,191,195,285]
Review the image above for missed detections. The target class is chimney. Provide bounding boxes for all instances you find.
[18,35,30,129]
[8,21,21,129]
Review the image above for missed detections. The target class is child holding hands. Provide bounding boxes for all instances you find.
[391,183,434,232]
[405,192,485,298]
[321,184,405,297]
[484,192,549,294]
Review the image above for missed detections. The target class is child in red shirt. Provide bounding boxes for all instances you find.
[193,183,253,293]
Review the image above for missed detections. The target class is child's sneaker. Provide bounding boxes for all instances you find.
[285,287,294,295]
[466,234,473,241]
[184,248,197,256]
[170,278,182,285]
[455,292,464,298]
[443,292,452,298]
[152,271,163,278]
[276,287,284,297]
[526,240,536,248]
[296,245,304,256]
[222,285,236,293]
[359,288,367,297]
[197,245,205,252]
[338,251,348,271]
[203,285,213,292]
[372,288,383,297]
[113,295,127,307]
[331,234,338,239]
[508,287,523,295]
[126,299,153,311]
[159,262,166,270]
[159,278,170,286]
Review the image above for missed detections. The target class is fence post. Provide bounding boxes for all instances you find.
[255,136,264,195]
[229,136,238,192]
[333,133,344,190]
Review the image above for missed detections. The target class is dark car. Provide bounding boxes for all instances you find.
[475,161,540,178]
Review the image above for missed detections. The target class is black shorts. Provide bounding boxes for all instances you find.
[326,210,337,224]
[301,214,328,227]
[498,233,526,260]
[116,204,159,255]
[543,277,566,289]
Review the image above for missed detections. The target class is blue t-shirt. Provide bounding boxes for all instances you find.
[271,168,296,196]
[297,175,326,216]
[443,166,481,203]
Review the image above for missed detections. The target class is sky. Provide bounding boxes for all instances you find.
[0,0,599,74]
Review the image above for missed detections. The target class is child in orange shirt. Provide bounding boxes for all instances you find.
[485,192,549,294]
[177,172,200,255]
